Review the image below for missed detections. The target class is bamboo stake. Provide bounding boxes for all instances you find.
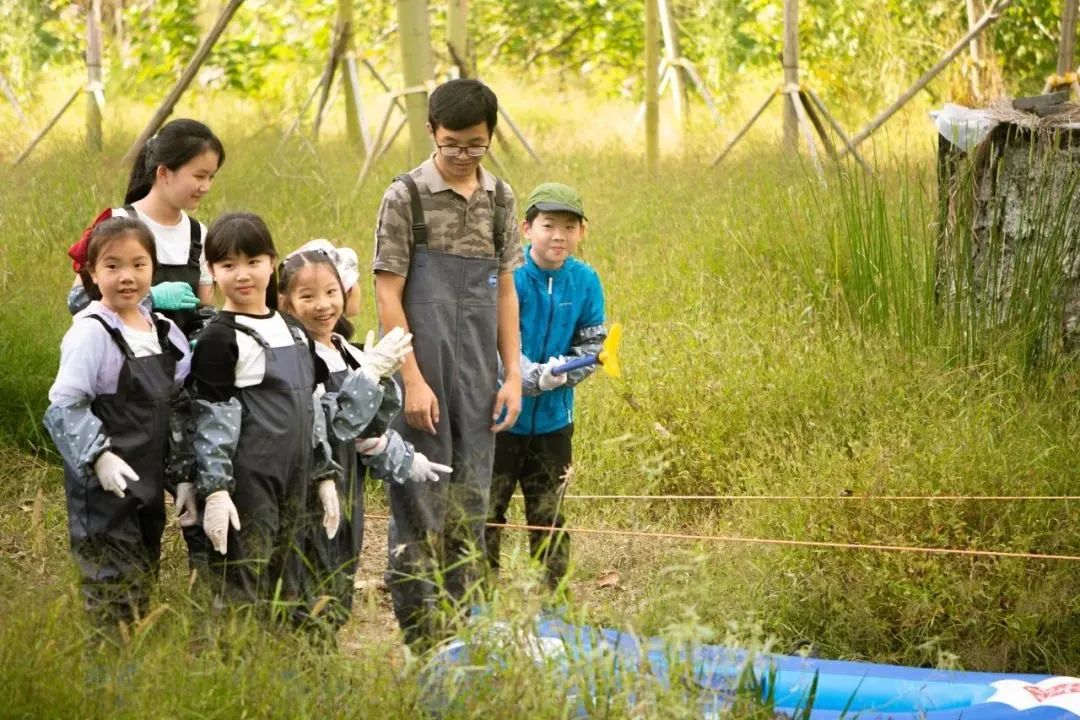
[839,0,1012,158]
[498,106,541,164]
[710,89,777,167]
[0,71,26,126]
[354,99,398,191]
[313,23,348,141]
[787,87,824,179]
[645,0,660,175]
[806,87,871,173]
[122,0,245,165]
[281,77,324,145]
[344,54,370,155]
[1057,0,1078,76]
[86,0,104,152]
[799,90,835,158]
[633,65,670,128]
[14,85,82,166]
[673,58,725,130]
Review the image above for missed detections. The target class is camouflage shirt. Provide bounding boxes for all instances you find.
[372,156,524,277]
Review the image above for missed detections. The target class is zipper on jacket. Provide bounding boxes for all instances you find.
[530,274,556,434]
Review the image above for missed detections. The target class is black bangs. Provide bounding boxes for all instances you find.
[204,212,277,264]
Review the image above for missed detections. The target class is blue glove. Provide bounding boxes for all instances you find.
[150,281,199,311]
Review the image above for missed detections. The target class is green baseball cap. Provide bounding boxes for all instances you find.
[526,182,587,220]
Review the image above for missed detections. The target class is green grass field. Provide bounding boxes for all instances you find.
[2,84,1080,717]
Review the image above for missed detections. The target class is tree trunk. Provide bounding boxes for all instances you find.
[782,0,799,153]
[645,0,660,175]
[338,0,362,150]
[448,0,469,78]
[656,0,687,132]
[964,0,1003,104]
[397,0,433,167]
[1057,0,1079,76]
[86,0,104,152]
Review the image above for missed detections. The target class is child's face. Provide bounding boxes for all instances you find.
[89,234,153,314]
[524,211,586,270]
[157,149,219,212]
[281,264,344,343]
[428,122,490,183]
[210,251,275,313]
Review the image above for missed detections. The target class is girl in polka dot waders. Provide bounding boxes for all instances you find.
[277,241,449,630]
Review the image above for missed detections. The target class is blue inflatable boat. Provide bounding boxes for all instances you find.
[428,617,1080,719]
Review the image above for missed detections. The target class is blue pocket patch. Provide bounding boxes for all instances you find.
[488,274,498,287]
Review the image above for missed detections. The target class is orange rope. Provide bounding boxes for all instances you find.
[363,513,1080,562]
[548,494,1080,502]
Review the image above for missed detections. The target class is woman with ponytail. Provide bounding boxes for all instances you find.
[68,118,225,337]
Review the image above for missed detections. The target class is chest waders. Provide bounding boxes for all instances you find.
[64,315,179,627]
[208,317,317,626]
[124,204,215,575]
[385,174,507,645]
[305,338,365,629]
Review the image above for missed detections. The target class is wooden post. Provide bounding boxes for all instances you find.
[839,0,1012,158]
[122,0,245,165]
[448,0,469,78]
[313,25,348,140]
[656,0,687,131]
[782,0,799,153]
[1057,0,1078,76]
[645,0,660,175]
[0,71,26,126]
[86,0,104,152]
[397,0,433,167]
[710,89,777,167]
[337,0,362,150]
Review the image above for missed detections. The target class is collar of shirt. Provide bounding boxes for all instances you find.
[75,300,155,330]
[420,155,496,196]
[523,244,569,282]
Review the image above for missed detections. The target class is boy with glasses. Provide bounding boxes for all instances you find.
[372,78,524,647]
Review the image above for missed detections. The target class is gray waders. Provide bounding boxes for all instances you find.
[64,315,179,627]
[305,337,366,629]
[207,317,317,626]
[385,174,506,646]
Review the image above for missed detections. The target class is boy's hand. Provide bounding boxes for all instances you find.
[538,357,569,392]
[491,381,522,432]
[405,378,439,435]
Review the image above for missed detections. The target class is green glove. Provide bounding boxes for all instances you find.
[150,282,199,311]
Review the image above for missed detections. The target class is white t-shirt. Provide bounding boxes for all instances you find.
[120,324,163,358]
[315,334,364,374]
[112,206,212,287]
[232,312,301,389]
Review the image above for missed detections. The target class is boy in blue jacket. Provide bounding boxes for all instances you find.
[485,182,606,590]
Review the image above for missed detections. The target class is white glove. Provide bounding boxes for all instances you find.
[203,491,240,555]
[93,451,139,498]
[356,435,389,455]
[538,357,569,392]
[174,482,198,528]
[318,479,340,539]
[408,451,453,483]
[360,327,413,379]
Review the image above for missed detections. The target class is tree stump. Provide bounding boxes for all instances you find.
[938,116,1080,357]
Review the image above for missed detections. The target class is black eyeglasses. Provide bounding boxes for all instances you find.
[436,144,489,158]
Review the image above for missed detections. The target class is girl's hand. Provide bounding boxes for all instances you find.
[360,327,413,379]
[93,451,139,497]
[318,480,340,539]
[203,491,240,555]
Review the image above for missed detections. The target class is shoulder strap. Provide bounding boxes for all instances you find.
[86,314,135,359]
[489,178,508,257]
[332,335,362,370]
[395,174,428,248]
[152,313,185,362]
[187,216,202,269]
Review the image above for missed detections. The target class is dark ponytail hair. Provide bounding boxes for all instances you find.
[125,119,225,204]
[278,250,355,339]
[205,212,278,310]
[81,217,158,301]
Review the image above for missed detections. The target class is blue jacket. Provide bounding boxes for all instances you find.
[512,247,606,436]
